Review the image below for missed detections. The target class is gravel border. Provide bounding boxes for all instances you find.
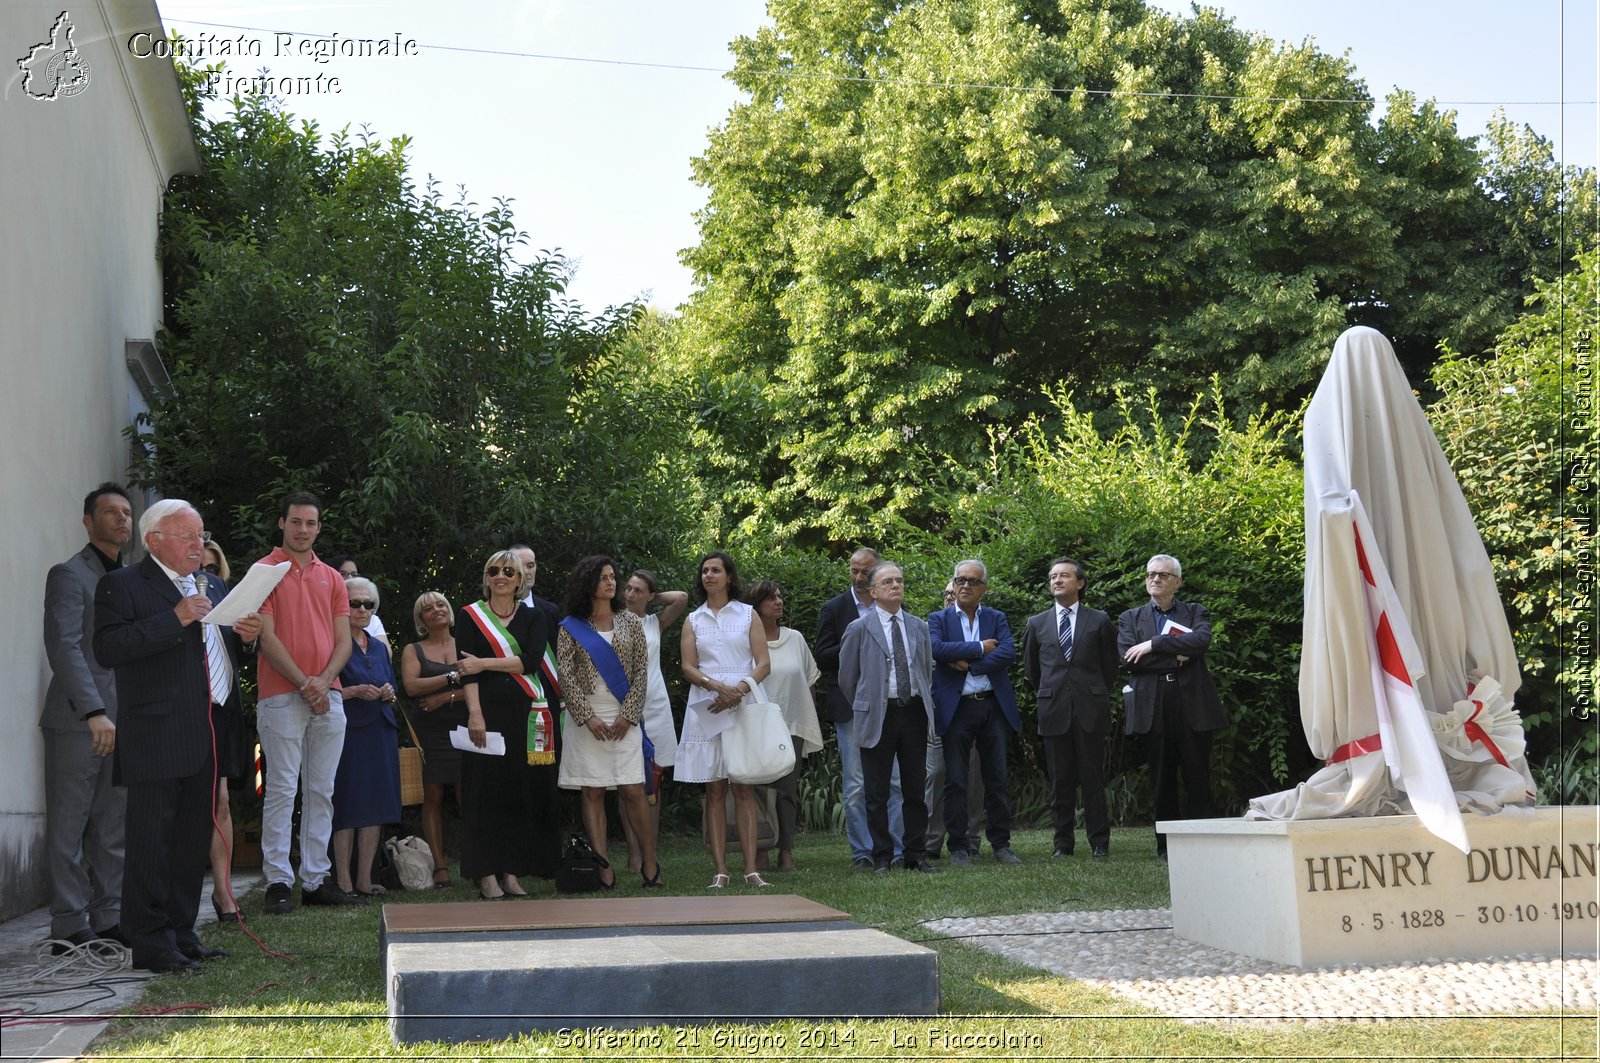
[923,908,1598,1026]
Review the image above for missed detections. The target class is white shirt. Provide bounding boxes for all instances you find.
[873,605,912,699]
[956,607,993,696]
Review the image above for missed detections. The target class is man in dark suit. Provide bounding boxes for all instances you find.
[1118,553,1229,858]
[929,560,1021,866]
[40,483,133,951]
[814,546,902,870]
[838,561,939,873]
[94,500,260,974]
[1023,557,1118,858]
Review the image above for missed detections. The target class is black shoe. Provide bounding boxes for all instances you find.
[49,928,98,955]
[873,862,892,874]
[994,847,1022,865]
[211,892,245,926]
[904,859,942,874]
[180,944,229,962]
[1052,848,1073,859]
[949,849,972,867]
[133,951,199,975]
[1092,846,1109,858]
[264,881,293,915]
[890,857,905,870]
[94,924,130,946]
[302,882,367,907]
[852,857,874,872]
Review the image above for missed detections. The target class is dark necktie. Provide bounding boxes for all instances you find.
[890,614,912,699]
[1058,606,1074,663]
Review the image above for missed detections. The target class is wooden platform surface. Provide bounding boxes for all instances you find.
[383,894,850,935]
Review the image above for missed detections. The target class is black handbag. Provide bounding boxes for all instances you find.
[554,832,610,894]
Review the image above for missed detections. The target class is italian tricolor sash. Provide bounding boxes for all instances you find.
[463,601,555,765]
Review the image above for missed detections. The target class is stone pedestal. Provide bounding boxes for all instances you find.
[1162,806,1600,967]
[381,896,939,1044]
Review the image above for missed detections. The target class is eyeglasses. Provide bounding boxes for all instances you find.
[154,529,209,545]
[1146,571,1179,581]
[203,563,221,575]
[873,576,905,586]
[485,565,519,578]
[952,576,986,587]
[349,599,377,610]
[340,570,359,580]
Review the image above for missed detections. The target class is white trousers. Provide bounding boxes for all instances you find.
[257,691,346,890]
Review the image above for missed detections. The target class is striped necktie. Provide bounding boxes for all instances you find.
[181,574,232,704]
[1058,605,1074,663]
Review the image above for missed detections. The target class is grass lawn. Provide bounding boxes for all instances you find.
[96,828,1592,1060]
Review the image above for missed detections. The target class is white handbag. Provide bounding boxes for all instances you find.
[384,835,435,891]
[722,698,793,785]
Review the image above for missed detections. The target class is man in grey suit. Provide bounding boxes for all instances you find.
[1023,557,1118,859]
[838,561,940,873]
[40,482,133,951]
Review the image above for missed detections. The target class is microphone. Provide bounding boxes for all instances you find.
[194,571,208,597]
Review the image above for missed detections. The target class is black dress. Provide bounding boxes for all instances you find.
[455,602,561,881]
[407,641,465,786]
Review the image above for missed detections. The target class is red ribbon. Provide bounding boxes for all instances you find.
[1327,732,1383,765]
[1463,698,1510,768]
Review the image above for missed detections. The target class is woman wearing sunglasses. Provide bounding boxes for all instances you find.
[455,550,560,899]
[329,577,402,898]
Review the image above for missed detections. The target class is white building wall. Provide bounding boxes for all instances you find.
[0,0,197,919]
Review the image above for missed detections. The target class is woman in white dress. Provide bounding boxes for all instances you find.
[556,555,657,889]
[676,550,771,888]
[619,569,688,874]
[744,580,824,872]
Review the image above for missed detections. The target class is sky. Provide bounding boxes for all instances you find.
[151,0,1597,315]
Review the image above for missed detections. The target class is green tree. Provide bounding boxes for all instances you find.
[139,71,697,616]
[680,0,1582,544]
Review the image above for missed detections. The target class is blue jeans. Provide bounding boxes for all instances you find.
[836,717,901,862]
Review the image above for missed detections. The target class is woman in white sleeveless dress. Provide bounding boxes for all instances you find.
[619,569,688,874]
[675,550,772,888]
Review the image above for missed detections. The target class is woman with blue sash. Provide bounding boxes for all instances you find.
[556,555,658,889]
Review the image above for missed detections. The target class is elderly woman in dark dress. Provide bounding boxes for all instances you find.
[399,591,464,888]
[331,578,402,897]
[457,550,560,899]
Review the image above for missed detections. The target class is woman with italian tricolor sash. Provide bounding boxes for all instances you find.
[555,555,659,889]
[455,550,560,900]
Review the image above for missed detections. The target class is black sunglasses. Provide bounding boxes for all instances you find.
[203,563,221,575]
[485,565,519,578]
[349,599,377,610]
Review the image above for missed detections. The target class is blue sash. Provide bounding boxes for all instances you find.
[559,614,657,796]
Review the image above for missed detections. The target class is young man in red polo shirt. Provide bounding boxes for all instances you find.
[255,492,359,912]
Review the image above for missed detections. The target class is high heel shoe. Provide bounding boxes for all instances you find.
[744,872,773,889]
[707,873,730,890]
[211,891,244,926]
[499,874,529,897]
[641,863,663,889]
[432,865,452,890]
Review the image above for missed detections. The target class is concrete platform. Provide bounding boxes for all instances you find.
[383,896,939,1044]
[1163,806,1600,967]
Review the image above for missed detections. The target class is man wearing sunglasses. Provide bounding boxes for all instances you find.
[254,492,359,912]
[1118,554,1228,859]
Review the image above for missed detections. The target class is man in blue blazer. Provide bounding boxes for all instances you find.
[929,560,1021,865]
[838,561,939,873]
[95,500,260,974]
[1119,553,1229,858]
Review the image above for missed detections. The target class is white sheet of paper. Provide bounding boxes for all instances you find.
[202,561,291,626]
[450,726,506,756]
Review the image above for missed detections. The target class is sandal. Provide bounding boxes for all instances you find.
[641,863,664,889]
[431,866,452,890]
[707,873,730,890]
[353,884,387,897]
[744,872,773,889]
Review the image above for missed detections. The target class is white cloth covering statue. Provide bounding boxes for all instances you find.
[1248,326,1535,852]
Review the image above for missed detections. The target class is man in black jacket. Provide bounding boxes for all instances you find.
[95,500,259,974]
[1118,553,1229,858]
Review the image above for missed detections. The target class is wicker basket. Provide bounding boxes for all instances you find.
[398,745,424,806]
